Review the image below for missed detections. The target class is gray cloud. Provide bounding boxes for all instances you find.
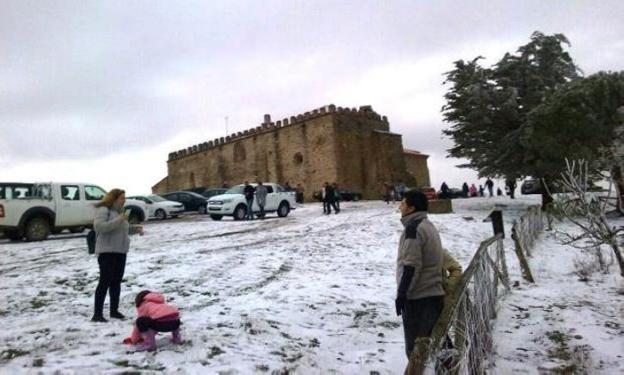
[1,0,623,178]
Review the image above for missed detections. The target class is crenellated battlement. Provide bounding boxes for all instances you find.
[167,104,389,161]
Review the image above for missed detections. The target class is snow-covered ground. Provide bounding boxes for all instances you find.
[491,215,624,374]
[0,197,622,373]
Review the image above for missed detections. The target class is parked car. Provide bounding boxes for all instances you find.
[207,183,296,220]
[127,194,185,220]
[160,191,208,214]
[437,187,464,199]
[0,182,147,241]
[201,188,228,199]
[312,189,362,201]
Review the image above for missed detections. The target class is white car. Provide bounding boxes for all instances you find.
[207,183,296,220]
[128,194,185,220]
[0,182,147,241]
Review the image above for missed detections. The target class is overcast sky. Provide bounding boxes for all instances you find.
[1,0,623,194]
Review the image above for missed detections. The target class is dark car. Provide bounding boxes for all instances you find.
[201,188,227,199]
[436,187,464,199]
[312,189,362,201]
[161,191,208,214]
[521,179,566,195]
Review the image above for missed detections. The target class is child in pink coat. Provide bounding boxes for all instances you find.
[123,290,182,351]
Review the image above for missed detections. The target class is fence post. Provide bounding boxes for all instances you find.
[511,222,535,283]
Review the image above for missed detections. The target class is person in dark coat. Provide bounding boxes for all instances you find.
[332,183,341,212]
[295,184,304,204]
[461,182,469,198]
[505,179,517,199]
[439,182,450,199]
[479,185,485,197]
[243,181,256,220]
[485,178,494,197]
[323,182,338,214]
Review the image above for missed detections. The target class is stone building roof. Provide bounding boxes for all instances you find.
[167,104,389,162]
[404,148,430,158]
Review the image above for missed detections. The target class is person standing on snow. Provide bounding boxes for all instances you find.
[395,189,445,358]
[255,181,268,219]
[485,178,494,197]
[243,181,256,220]
[92,188,144,322]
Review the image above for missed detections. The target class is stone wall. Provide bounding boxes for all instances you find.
[404,152,431,187]
[154,105,429,201]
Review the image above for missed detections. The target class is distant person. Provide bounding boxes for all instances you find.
[485,178,494,197]
[479,185,485,197]
[505,179,517,199]
[221,181,230,189]
[385,183,395,204]
[397,183,407,200]
[255,181,268,219]
[243,181,256,220]
[123,290,182,352]
[323,182,338,214]
[332,183,341,211]
[469,184,478,197]
[92,188,144,322]
[497,187,503,196]
[284,181,293,192]
[439,182,450,199]
[295,184,304,204]
[462,182,469,198]
[395,189,445,358]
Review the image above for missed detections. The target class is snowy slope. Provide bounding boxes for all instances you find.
[3,196,619,374]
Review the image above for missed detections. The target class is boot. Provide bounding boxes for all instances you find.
[134,330,156,352]
[91,314,108,323]
[110,311,126,320]
[171,329,182,344]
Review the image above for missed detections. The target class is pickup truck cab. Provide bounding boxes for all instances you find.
[0,182,147,241]
[207,183,296,220]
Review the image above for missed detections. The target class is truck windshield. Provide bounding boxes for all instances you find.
[225,185,245,195]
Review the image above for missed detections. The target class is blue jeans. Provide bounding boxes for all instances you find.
[245,198,254,220]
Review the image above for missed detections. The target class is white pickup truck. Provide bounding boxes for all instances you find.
[207,183,296,220]
[0,182,147,241]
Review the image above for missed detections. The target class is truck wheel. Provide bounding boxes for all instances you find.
[210,214,223,221]
[155,209,167,220]
[198,205,207,214]
[128,210,141,224]
[70,226,85,234]
[25,217,50,241]
[277,202,290,217]
[233,205,247,221]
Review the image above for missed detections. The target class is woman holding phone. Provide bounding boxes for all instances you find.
[91,188,144,322]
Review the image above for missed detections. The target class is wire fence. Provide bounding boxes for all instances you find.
[406,234,509,374]
[406,205,545,374]
[511,205,544,282]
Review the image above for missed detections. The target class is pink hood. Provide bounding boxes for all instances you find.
[137,292,179,319]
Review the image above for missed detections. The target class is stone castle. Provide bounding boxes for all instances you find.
[152,104,430,200]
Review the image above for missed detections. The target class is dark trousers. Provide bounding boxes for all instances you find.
[245,197,254,219]
[136,317,181,333]
[402,295,444,358]
[258,203,265,218]
[94,253,127,316]
[324,199,338,214]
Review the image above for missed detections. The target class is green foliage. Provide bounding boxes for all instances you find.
[442,31,582,180]
[520,72,624,178]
